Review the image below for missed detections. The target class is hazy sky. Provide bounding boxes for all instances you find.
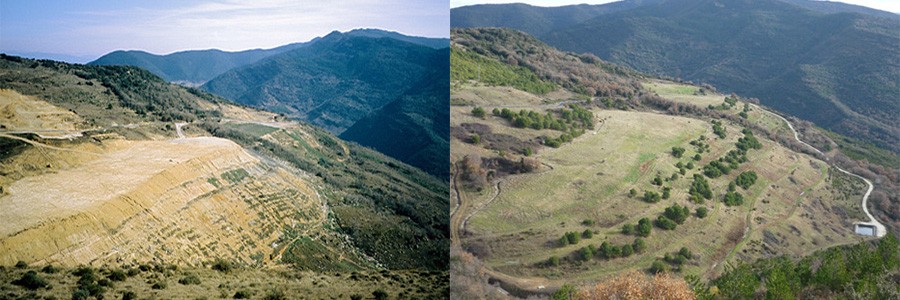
[450,0,900,12]
[0,0,449,60]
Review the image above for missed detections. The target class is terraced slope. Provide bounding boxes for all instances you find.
[0,54,448,278]
[448,28,881,297]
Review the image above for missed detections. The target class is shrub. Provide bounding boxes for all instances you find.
[178,274,201,285]
[350,295,363,300]
[98,278,112,287]
[655,216,677,230]
[107,269,126,281]
[621,224,635,235]
[723,191,744,206]
[471,106,486,118]
[15,261,28,269]
[12,270,48,290]
[643,191,661,203]
[212,259,232,273]
[671,147,685,158]
[649,260,669,274]
[373,289,389,300]
[263,289,287,300]
[633,238,647,253]
[122,291,136,300]
[234,290,252,299]
[637,218,652,237]
[151,281,167,290]
[582,229,593,239]
[549,256,560,266]
[696,207,708,218]
[72,289,90,300]
[41,265,59,274]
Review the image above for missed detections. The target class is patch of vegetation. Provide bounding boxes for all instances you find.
[697,235,900,299]
[451,47,556,94]
[734,171,758,190]
[688,174,712,203]
[11,270,48,290]
[221,168,249,184]
[178,273,201,285]
[723,191,745,207]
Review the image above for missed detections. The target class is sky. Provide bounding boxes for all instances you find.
[449,0,900,12]
[0,0,449,62]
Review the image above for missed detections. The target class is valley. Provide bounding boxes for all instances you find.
[0,54,448,299]
[448,28,891,298]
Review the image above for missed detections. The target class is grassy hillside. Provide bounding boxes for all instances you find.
[452,0,900,157]
[0,55,448,296]
[0,263,447,299]
[448,28,892,298]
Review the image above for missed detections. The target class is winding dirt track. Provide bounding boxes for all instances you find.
[759,106,885,237]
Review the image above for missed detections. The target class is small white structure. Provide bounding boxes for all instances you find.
[853,222,886,237]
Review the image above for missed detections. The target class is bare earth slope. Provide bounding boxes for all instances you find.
[0,134,333,267]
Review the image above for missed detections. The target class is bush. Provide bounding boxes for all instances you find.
[72,289,90,300]
[178,274,201,285]
[637,218,652,237]
[234,290,252,299]
[373,289,389,300]
[582,229,594,239]
[549,256,560,266]
[12,270,48,290]
[655,216,678,230]
[107,269,127,281]
[41,265,59,274]
[350,295,363,300]
[122,291,136,300]
[212,259,232,273]
[263,289,287,300]
[151,281,167,290]
[735,171,758,189]
[696,207,708,218]
[471,106,486,118]
[622,224,635,235]
[649,260,669,274]
[723,191,744,206]
[633,238,647,253]
[15,260,28,269]
[671,147,686,158]
[643,191,661,203]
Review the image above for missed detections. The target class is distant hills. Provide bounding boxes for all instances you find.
[452,0,900,154]
[200,31,449,177]
[88,29,449,86]
[88,29,450,178]
[88,42,312,86]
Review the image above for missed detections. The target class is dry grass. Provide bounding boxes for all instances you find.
[0,264,446,299]
[577,271,694,300]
